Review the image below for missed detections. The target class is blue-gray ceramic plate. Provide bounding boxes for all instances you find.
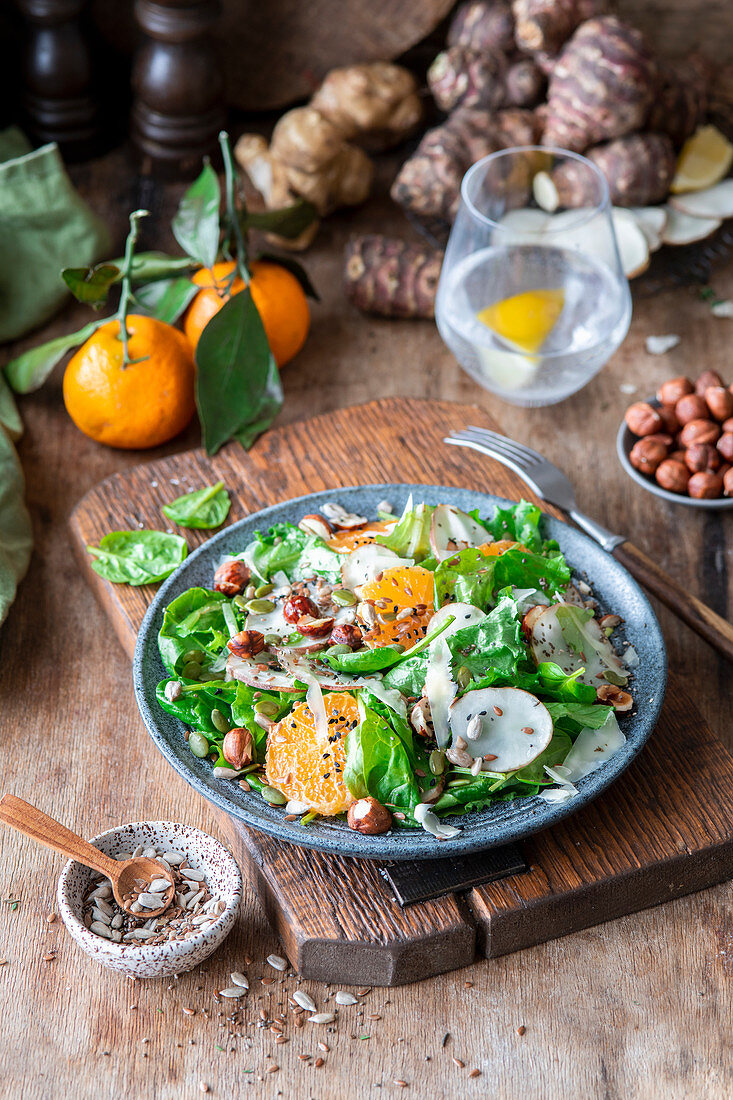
[133,484,667,861]
[617,396,733,510]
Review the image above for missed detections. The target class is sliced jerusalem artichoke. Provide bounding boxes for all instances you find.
[528,603,628,686]
[628,206,667,252]
[561,710,625,782]
[449,686,553,773]
[668,180,733,219]
[340,543,410,589]
[661,206,722,246]
[429,504,488,561]
[541,207,649,278]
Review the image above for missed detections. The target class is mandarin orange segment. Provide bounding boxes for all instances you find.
[359,565,435,649]
[327,521,394,552]
[265,691,359,816]
[479,539,522,556]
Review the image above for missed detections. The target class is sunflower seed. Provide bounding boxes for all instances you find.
[335,992,357,1005]
[142,847,156,859]
[149,878,172,893]
[293,991,317,1012]
[161,851,185,865]
[231,972,249,989]
[180,867,206,881]
[466,715,482,741]
[128,928,156,940]
[88,884,111,901]
[137,892,165,909]
[92,907,111,926]
[309,1013,335,1024]
[219,987,247,999]
[90,921,113,939]
[267,954,287,971]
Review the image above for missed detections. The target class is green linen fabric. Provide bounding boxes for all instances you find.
[0,128,110,343]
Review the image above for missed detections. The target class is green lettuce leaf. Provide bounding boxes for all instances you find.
[434,547,496,609]
[376,498,434,561]
[492,545,570,598]
[157,586,237,676]
[512,730,573,784]
[344,702,420,810]
[544,701,615,731]
[244,522,343,583]
[447,595,527,680]
[484,499,546,552]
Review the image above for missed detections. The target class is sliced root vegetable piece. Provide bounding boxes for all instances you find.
[561,711,625,782]
[424,637,456,749]
[521,604,546,640]
[628,206,667,252]
[227,653,301,691]
[528,603,627,687]
[668,180,733,219]
[498,207,552,241]
[448,687,553,773]
[429,504,489,561]
[339,543,408,589]
[542,208,649,279]
[611,209,651,278]
[661,206,722,245]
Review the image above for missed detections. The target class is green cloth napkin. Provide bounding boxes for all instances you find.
[0,128,111,343]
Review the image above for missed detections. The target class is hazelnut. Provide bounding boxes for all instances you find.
[347,797,392,835]
[724,467,733,496]
[629,437,668,475]
[596,684,633,711]
[694,369,724,395]
[655,460,690,493]
[283,594,319,623]
[222,727,254,770]
[330,623,362,649]
[214,559,251,596]
[717,433,733,463]
[298,513,333,540]
[227,630,266,658]
[722,417,733,433]
[657,376,693,405]
[678,419,720,447]
[688,471,723,499]
[624,402,662,437]
[704,386,733,422]
[667,449,687,464]
[674,393,708,425]
[297,615,335,636]
[657,405,680,434]
[684,443,720,473]
[645,432,673,448]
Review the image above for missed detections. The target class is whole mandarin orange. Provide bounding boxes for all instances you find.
[183,259,310,367]
[62,315,195,449]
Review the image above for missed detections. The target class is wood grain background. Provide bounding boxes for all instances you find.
[1,127,732,1097]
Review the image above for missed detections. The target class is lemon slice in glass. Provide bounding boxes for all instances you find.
[477,288,565,354]
[671,125,733,194]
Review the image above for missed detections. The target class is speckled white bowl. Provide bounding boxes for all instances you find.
[57,820,242,979]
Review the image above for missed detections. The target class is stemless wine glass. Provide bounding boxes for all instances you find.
[435,146,632,406]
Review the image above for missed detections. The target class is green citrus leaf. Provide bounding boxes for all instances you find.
[133,277,199,325]
[0,374,22,441]
[172,162,221,269]
[4,318,106,394]
[61,263,121,308]
[242,199,318,240]
[195,287,282,455]
[162,480,231,529]
[128,251,198,283]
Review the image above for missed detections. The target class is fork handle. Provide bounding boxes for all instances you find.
[611,541,733,664]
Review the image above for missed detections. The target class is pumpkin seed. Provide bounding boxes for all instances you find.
[182,649,203,663]
[326,644,351,656]
[456,665,472,689]
[233,594,248,609]
[189,732,209,758]
[261,785,287,806]
[264,633,281,646]
[429,749,445,776]
[182,661,202,680]
[245,598,276,614]
[254,699,279,717]
[331,588,358,606]
[211,708,230,733]
[255,583,274,597]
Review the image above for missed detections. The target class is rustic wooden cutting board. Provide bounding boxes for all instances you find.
[68,398,733,986]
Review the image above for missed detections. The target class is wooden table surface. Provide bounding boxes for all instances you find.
[1,148,731,1100]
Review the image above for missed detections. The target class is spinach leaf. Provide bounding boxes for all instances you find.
[381,654,428,697]
[323,613,454,675]
[158,586,235,675]
[544,701,614,730]
[242,200,317,242]
[195,287,283,455]
[156,677,293,758]
[535,661,598,704]
[432,772,516,815]
[433,547,496,609]
[492,545,570,597]
[172,162,220,269]
[484,499,546,552]
[162,480,231,530]
[87,530,187,586]
[344,703,420,811]
[447,595,527,680]
[245,523,343,583]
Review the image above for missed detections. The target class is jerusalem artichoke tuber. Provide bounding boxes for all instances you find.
[428,46,545,112]
[646,53,711,148]
[542,17,657,152]
[447,0,516,54]
[512,0,608,56]
[344,235,442,319]
[391,107,540,222]
[543,133,675,208]
[309,62,422,150]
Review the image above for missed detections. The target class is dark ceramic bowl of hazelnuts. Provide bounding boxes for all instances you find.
[617,368,733,510]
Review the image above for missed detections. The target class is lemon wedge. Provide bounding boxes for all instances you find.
[477,288,565,354]
[671,125,733,194]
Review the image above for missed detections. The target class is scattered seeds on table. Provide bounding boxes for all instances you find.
[267,953,287,971]
[452,1057,465,1068]
[230,971,249,989]
[335,991,358,1005]
[517,1025,526,1036]
[469,1068,482,1078]
[309,1013,336,1024]
[294,991,317,1012]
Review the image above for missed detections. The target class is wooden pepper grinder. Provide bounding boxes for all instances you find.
[131,0,225,177]
[15,0,101,156]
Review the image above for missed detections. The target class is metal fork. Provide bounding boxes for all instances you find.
[446,426,733,664]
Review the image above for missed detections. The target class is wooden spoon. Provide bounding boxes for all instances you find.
[0,794,175,918]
